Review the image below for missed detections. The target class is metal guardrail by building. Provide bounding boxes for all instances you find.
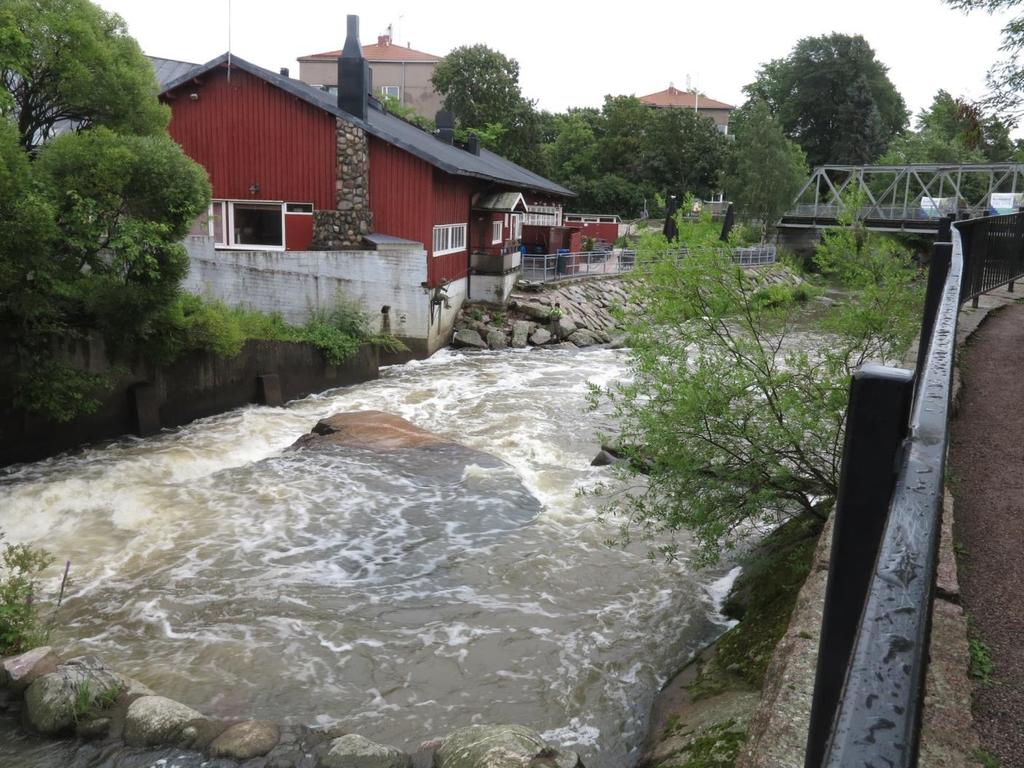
[520,245,776,283]
[804,211,1024,768]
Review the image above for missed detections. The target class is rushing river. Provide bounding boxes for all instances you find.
[0,347,737,767]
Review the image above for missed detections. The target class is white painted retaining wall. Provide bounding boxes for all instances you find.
[182,236,463,355]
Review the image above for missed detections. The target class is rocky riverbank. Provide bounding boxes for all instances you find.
[638,515,825,768]
[0,648,583,768]
[452,267,805,352]
[452,278,634,351]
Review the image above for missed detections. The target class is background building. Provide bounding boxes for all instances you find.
[639,84,735,134]
[298,31,443,120]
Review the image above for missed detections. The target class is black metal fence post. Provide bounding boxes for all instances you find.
[970,218,988,308]
[915,220,954,386]
[804,365,915,768]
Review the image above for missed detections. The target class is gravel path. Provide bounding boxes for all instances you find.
[949,301,1024,768]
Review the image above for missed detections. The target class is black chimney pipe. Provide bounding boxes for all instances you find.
[338,15,369,121]
[436,110,455,145]
[279,67,290,78]
[466,132,480,156]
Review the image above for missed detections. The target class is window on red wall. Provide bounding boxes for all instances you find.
[207,200,315,250]
[433,223,467,256]
[491,219,503,244]
[233,204,284,247]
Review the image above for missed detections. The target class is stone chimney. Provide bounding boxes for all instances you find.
[378,34,391,46]
[338,15,369,121]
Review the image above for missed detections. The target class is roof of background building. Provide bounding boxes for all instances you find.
[299,39,442,64]
[159,54,573,198]
[148,56,200,89]
[638,85,734,111]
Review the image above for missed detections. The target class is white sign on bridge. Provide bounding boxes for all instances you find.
[990,193,1023,214]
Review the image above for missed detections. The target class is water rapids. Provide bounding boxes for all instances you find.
[0,347,737,767]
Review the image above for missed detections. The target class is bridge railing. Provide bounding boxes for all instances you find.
[804,211,1024,767]
[783,203,990,223]
[520,245,776,283]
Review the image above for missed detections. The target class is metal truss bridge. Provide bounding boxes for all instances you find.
[780,163,1024,233]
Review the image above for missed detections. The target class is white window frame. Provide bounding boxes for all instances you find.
[524,204,562,226]
[511,213,523,241]
[208,201,226,244]
[432,223,467,257]
[211,199,288,251]
[380,85,400,100]
[491,219,503,244]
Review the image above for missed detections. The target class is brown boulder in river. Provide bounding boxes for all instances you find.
[289,410,454,451]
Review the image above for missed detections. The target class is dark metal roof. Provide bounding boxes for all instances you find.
[159,54,573,198]
[148,56,200,90]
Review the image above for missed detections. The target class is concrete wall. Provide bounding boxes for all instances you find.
[469,272,518,304]
[183,236,461,356]
[0,337,380,468]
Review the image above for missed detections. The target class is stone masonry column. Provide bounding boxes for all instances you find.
[312,118,373,249]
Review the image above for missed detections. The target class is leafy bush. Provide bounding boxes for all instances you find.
[152,293,404,367]
[0,534,55,655]
[11,360,110,423]
[752,282,815,309]
[593,213,922,563]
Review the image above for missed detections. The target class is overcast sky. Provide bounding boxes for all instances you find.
[96,0,1016,126]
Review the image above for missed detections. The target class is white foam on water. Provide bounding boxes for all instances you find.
[541,718,603,749]
[704,566,743,628]
[0,345,736,768]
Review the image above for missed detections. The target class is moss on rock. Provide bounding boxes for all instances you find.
[692,514,823,700]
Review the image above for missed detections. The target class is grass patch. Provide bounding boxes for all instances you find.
[72,679,124,723]
[974,748,1003,768]
[969,637,995,684]
[155,293,406,366]
[692,513,823,700]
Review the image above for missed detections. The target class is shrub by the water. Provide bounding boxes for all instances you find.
[0,533,55,656]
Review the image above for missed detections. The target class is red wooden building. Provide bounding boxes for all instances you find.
[159,20,573,292]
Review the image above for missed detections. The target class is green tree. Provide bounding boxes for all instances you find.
[946,0,1024,115]
[0,1,211,421]
[723,100,808,232]
[877,91,1014,205]
[642,106,728,200]
[432,44,522,128]
[746,33,908,166]
[544,111,599,181]
[593,215,922,562]
[430,44,546,171]
[32,128,210,353]
[0,0,168,151]
[594,95,649,179]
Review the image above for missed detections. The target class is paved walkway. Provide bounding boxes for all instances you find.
[949,294,1024,768]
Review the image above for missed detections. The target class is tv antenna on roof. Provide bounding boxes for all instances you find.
[227,0,233,81]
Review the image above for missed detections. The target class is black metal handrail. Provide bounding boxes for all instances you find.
[804,211,1024,767]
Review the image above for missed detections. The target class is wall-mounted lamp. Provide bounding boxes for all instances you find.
[248,182,260,195]
[189,92,199,101]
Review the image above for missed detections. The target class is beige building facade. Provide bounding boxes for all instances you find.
[298,34,444,120]
[638,84,735,134]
